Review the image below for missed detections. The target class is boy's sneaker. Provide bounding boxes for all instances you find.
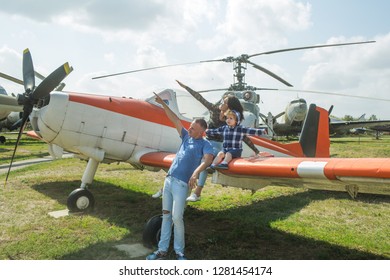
[146,250,167,260]
[215,163,229,169]
[152,189,163,199]
[176,252,188,260]
[186,193,201,202]
[206,166,215,173]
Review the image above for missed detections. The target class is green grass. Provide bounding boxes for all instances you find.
[0,132,50,165]
[0,133,389,259]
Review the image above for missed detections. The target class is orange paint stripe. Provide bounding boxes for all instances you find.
[140,152,175,168]
[67,92,191,129]
[324,158,390,179]
[248,136,304,157]
[224,157,303,177]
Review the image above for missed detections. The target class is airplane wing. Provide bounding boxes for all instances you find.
[139,151,175,169]
[211,156,390,196]
[138,150,390,196]
[0,94,23,113]
[330,120,390,134]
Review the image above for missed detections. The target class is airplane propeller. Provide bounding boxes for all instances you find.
[4,48,73,186]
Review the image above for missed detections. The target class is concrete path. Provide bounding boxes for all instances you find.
[0,157,54,175]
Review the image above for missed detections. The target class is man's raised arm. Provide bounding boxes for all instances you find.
[154,92,184,136]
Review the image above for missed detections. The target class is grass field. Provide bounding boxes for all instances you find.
[0,133,389,260]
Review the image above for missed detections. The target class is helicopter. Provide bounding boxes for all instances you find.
[93,40,380,136]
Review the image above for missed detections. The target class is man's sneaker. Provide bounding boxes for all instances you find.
[176,252,188,260]
[152,189,163,199]
[146,250,167,260]
[215,163,229,169]
[186,193,201,202]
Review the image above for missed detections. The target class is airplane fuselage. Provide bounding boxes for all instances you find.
[31,91,299,163]
[30,91,187,164]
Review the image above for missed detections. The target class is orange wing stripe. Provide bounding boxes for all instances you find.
[220,157,390,179]
[140,152,175,169]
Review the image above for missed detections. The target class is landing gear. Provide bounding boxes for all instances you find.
[0,136,6,144]
[67,157,100,212]
[142,214,162,248]
[67,188,95,212]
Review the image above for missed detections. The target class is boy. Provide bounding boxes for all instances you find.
[206,109,266,169]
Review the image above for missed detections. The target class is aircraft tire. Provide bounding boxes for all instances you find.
[67,188,95,212]
[142,214,162,248]
[0,136,5,144]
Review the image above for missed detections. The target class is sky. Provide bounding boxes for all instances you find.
[1,0,390,119]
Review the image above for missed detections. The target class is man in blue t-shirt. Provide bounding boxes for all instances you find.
[147,93,213,260]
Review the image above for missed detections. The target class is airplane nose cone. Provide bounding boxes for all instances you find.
[31,91,69,142]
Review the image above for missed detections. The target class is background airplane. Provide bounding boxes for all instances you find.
[0,84,23,143]
[259,97,390,137]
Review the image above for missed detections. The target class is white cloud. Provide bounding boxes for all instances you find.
[1,1,390,119]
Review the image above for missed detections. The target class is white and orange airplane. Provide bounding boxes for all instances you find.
[2,49,390,217]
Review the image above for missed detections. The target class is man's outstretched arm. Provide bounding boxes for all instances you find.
[154,92,184,136]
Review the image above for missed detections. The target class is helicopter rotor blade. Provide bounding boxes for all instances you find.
[92,61,202,80]
[197,88,230,93]
[274,88,390,102]
[247,60,293,87]
[34,71,46,80]
[0,72,24,85]
[328,105,334,116]
[248,40,376,58]
[22,48,35,93]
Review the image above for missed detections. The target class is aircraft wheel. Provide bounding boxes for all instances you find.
[0,136,6,144]
[67,188,95,212]
[142,214,162,248]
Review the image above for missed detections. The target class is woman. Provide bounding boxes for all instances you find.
[176,81,260,202]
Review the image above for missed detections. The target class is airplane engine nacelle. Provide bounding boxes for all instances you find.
[31,91,69,142]
[7,111,22,124]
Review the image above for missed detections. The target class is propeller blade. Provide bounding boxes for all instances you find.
[248,40,376,58]
[33,63,73,100]
[23,48,35,92]
[0,72,24,85]
[247,60,293,87]
[34,71,66,91]
[4,115,29,187]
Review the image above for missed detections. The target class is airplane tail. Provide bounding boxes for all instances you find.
[299,104,330,157]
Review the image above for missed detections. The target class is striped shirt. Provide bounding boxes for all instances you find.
[206,125,265,151]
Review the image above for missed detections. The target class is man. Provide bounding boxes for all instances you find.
[146,92,213,260]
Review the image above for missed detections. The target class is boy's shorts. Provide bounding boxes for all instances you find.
[224,148,242,158]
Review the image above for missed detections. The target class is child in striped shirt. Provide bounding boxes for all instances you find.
[206,109,266,169]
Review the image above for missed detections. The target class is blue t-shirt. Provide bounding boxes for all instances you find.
[168,128,213,183]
